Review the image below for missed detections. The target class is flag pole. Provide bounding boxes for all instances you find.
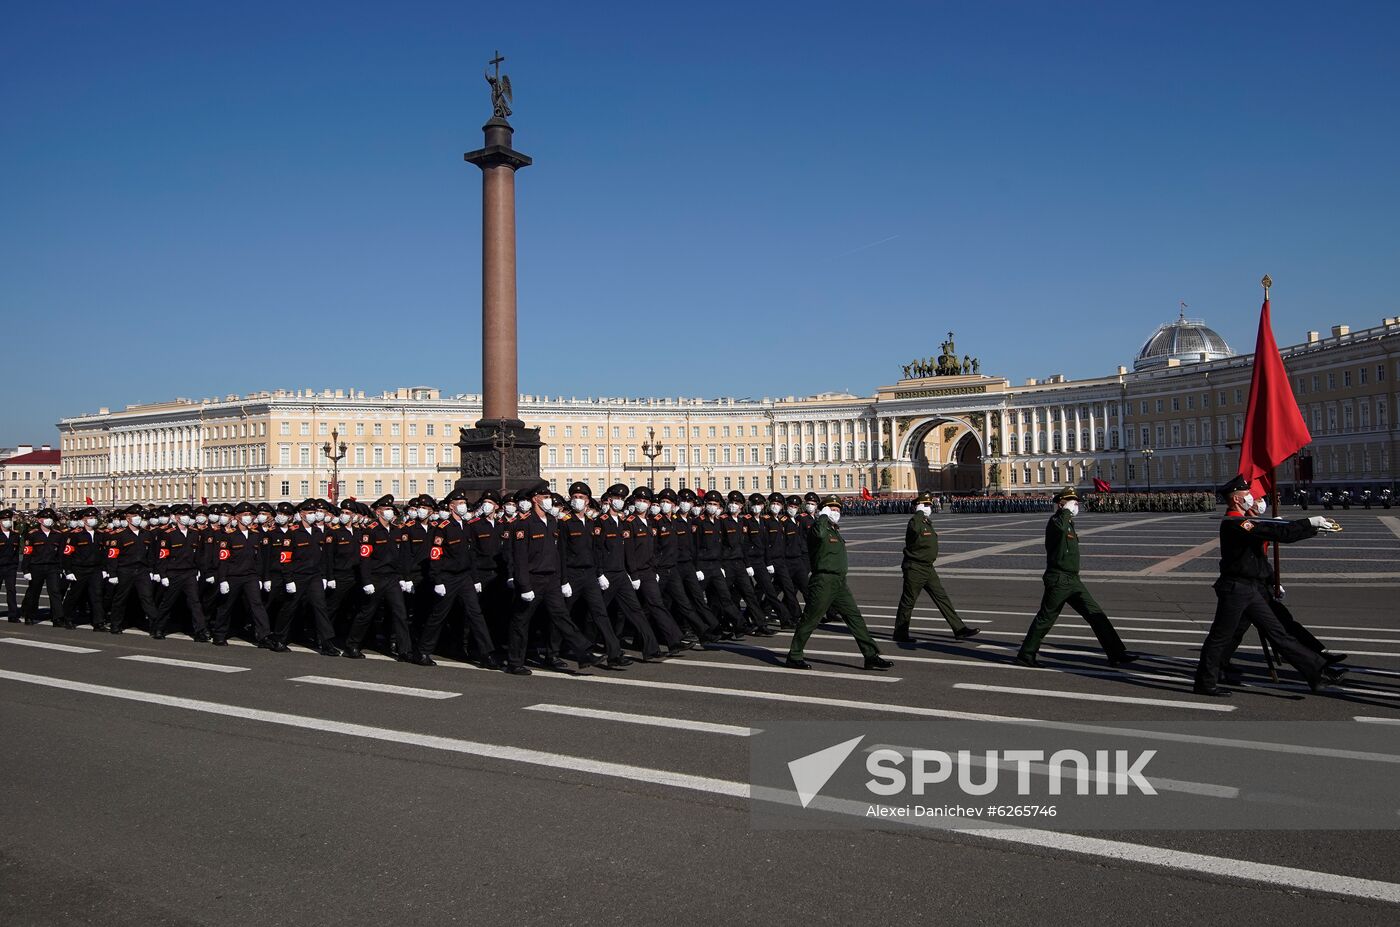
[1259,274,1280,682]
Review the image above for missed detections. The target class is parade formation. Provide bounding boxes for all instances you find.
[0,476,1348,695]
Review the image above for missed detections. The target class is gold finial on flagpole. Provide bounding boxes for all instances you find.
[1261,274,1272,297]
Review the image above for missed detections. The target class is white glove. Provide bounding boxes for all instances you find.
[630,577,641,590]
[205,575,214,584]
[434,583,447,596]
[404,580,415,593]
[65,573,76,581]
[520,590,536,602]
[1308,516,1329,528]
[260,580,271,592]
[766,565,775,574]
[219,581,230,594]
[285,582,296,594]
[745,566,755,577]
[473,582,482,593]
[160,577,169,587]
[598,575,610,591]
[720,569,727,578]
[107,576,119,585]
[363,584,375,595]
[506,577,515,589]
[22,573,31,581]
[150,573,159,582]
[561,582,573,598]
[398,580,408,592]
[327,579,336,590]
[102,571,109,579]
[1274,584,1287,601]
[696,570,705,581]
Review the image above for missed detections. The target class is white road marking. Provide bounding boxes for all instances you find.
[0,637,100,654]
[951,682,1236,712]
[1355,716,1400,727]
[288,675,460,700]
[524,703,753,736]
[119,655,250,673]
[930,515,1182,565]
[1379,516,1400,541]
[670,658,900,682]
[0,668,1395,905]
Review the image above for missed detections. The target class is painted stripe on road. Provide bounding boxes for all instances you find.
[0,637,100,654]
[1355,716,1400,727]
[951,682,1236,712]
[0,668,1395,905]
[119,655,250,673]
[524,703,753,736]
[670,658,900,682]
[288,675,460,700]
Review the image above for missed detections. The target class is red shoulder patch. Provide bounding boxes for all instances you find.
[592,527,602,535]
[1240,520,1255,531]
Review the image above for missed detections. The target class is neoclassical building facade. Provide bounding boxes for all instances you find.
[56,314,1399,507]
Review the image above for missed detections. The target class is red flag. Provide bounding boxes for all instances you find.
[861,486,873,500]
[1092,478,1111,493]
[200,496,208,505]
[1238,297,1311,496]
[85,496,94,506]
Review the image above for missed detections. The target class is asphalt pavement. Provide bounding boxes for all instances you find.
[4,510,1400,925]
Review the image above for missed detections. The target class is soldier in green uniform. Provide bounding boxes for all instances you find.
[892,492,979,643]
[1014,487,1139,668]
[785,496,893,672]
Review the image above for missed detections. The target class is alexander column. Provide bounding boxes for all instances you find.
[457,51,540,493]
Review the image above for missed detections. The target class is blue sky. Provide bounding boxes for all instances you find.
[3,1,1397,444]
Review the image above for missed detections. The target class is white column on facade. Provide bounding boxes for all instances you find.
[876,418,885,460]
[1087,405,1097,452]
[1030,408,1040,457]
[1000,408,1010,458]
[1073,405,1082,455]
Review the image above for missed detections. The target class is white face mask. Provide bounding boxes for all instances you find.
[479,501,496,517]
[159,517,170,525]
[749,504,762,515]
[649,503,661,516]
[661,501,674,515]
[824,508,841,524]
[518,499,532,513]
[275,514,290,525]
[916,504,931,516]
[609,498,625,512]
[339,512,352,524]
[727,503,741,515]
[539,499,554,514]
[255,512,268,525]
[454,502,470,517]
[570,497,587,512]
[804,503,817,514]
[1063,500,1080,517]
[769,503,782,515]
[678,501,693,515]
[705,504,721,517]
[586,509,599,520]
[41,518,54,528]
[1239,492,1255,512]
[179,515,193,527]
[129,517,143,529]
[0,520,10,530]
[503,504,518,517]
[196,515,208,525]
[218,515,230,526]
[379,509,395,523]
[239,514,254,526]
[786,506,798,517]
[1252,498,1268,516]
[84,517,98,528]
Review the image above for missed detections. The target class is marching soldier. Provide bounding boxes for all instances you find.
[1193,475,1345,697]
[345,495,414,660]
[105,504,159,634]
[1,510,22,621]
[782,494,809,604]
[667,488,719,641]
[270,500,340,655]
[694,490,745,640]
[893,492,979,643]
[421,490,500,667]
[213,502,272,646]
[595,483,665,660]
[468,490,509,643]
[1015,488,1138,668]
[557,482,630,668]
[762,491,802,628]
[61,507,108,631]
[505,480,601,675]
[624,486,690,653]
[746,491,798,629]
[720,489,771,635]
[654,487,713,644]
[785,496,892,671]
[152,504,210,641]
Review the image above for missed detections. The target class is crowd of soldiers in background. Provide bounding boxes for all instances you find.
[1300,488,1394,510]
[846,491,1216,515]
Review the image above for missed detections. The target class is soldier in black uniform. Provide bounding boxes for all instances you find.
[213,502,272,646]
[324,499,362,633]
[345,495,414,660]
[270,500,340,655]
[782,495,809,607]
[61,507,108,631]
[719,489,770,635]
[624,486,690,653]
[656,487,716,643]
[422,489,500,667]
[757,491,802,628]
[106,504,159,634]
[558,482,631,667]
[402,494,436,638]
[1,510,22,621]
[467,489,509,644]
[594,484,664,660]
[153,504,209,640]
[505,481,601,675]
[694,490,745,639]
[1193,475,1345,696]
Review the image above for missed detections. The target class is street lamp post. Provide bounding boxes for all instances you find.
[1142,447,1155,494]
[641,427,664,490]
[321,428,348,502]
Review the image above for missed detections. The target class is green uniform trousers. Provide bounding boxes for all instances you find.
[1017,572,1126,660]
[787,573,881,661]
[893,563,966,634]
